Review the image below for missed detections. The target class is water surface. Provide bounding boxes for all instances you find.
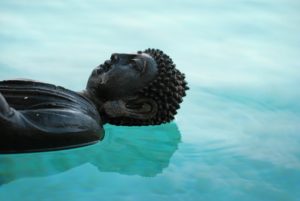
[0,0,300,200]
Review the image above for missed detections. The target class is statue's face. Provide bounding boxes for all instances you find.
[87,53,158,101]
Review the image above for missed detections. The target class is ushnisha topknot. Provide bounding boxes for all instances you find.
[109,48,189,126]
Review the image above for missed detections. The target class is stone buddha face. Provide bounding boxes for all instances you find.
[85,49,188,125]
[87,53,158,101]
[86,52,159,121]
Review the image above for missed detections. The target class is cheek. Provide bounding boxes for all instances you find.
[107,69,138,87]
[110,78,142,99]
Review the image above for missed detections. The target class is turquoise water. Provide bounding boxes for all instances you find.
[1,0,300,200]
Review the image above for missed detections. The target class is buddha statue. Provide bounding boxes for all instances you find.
[0,48,189,153]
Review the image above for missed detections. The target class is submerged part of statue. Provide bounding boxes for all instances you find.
[0,48,189,153]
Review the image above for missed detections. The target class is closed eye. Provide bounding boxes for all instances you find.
[130,61,141,71]
[131,59,146,73]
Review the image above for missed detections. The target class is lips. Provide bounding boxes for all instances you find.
[96,61,111,75]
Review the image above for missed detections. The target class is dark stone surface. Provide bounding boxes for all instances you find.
[0,80,104,153]
[0,50,188,153]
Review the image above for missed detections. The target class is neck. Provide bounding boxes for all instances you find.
[78,89,105,114]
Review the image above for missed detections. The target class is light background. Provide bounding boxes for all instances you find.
[0,1,300,201]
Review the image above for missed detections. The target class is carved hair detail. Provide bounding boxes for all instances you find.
[109,48,189,126]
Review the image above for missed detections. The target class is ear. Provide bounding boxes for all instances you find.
[103,97,158,120]
[124,97,158,119]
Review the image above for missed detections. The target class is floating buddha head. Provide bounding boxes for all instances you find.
[86,48,189,126]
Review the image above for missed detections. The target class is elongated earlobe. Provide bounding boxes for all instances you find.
[102,97,157,120]
[124,97,158,119]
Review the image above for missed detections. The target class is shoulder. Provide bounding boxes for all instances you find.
[2,78,39,82]
[0,79,60,88]
[0,79,57,90]
[0,79,99,118]
[0,79,76,98]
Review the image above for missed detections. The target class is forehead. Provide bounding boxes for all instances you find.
[137,53,156,65]
[110,52,157,67]
[111,52,154,61]
[137,52,153,59]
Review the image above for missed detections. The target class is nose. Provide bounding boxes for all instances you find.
[110,53,120,63]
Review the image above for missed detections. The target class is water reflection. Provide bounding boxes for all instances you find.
[0,123,181,184]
